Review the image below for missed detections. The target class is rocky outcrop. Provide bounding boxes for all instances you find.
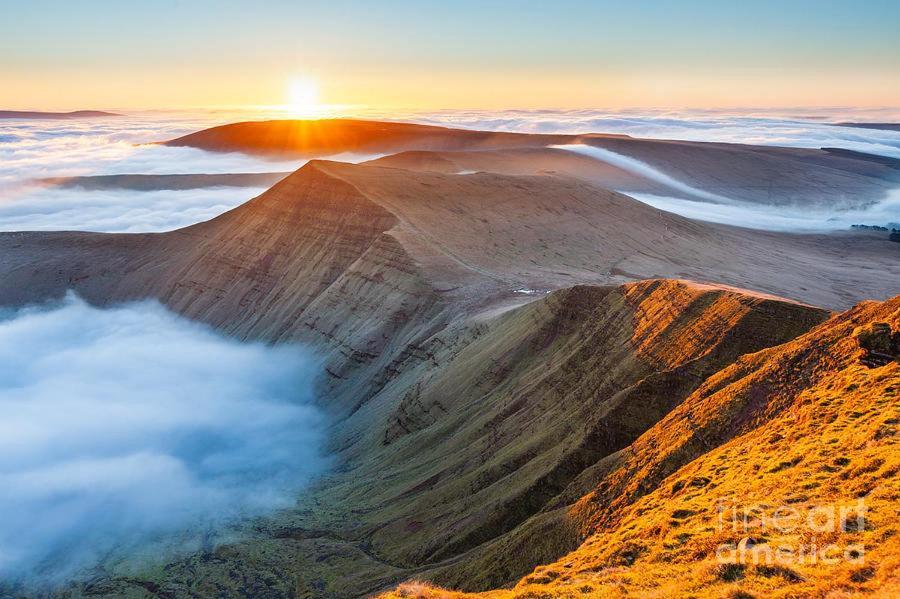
[856,321,899,367]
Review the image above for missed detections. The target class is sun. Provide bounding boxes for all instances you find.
[286,77,320,115]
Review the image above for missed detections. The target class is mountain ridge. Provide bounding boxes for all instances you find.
[0,109,121,119]
[0,154,896,598]
[381,294,898,598]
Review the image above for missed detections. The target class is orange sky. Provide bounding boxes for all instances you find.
[4,67,898,112]
[2,1,898,111]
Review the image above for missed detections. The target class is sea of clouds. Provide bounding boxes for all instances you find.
[0,186,269,233]
[400,107,900,159]
[0,294,327,583]
[553,143,900,231]
[0,110,303,232]
[409,108,900,230]
[1,107,899,232]
[624,190,900,232]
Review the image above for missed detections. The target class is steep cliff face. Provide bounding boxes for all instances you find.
[160,165,406,340]
[366,280,827,589]
[0,164,400,335]
[380,296,899,599]
[268,281,826,596]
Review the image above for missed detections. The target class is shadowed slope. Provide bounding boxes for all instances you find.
[295,281,829,592]
[0,164,401,339]
[0,163,451,420]
[37,172,291,191]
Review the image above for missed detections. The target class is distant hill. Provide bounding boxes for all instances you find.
[165,119,900,209]
[164,118,573,156]
[38,172,289,191]
[834,121,900,132]
[0,109,121,119]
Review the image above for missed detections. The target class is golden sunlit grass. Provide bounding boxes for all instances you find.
[379,297,900,598]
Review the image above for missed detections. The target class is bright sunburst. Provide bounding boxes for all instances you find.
[286,77,320,115]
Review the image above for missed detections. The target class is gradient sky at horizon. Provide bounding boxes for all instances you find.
[1,0,899,111]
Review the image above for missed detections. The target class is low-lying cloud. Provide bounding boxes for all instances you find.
[0,111,392,232]
[397,108,900,159]
[0,185,267,232]
[626,190,900,232]
[0,111,303,187]
[0,112,303,233]
[553,144,733,204]
[550,143,899,232]
[0,294,327,583]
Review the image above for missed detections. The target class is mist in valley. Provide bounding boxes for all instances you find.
[0,294,328,584]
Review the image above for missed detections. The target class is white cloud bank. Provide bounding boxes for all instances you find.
[0,111,302,233]
[0,111,392,232]
[0,186,267,233]
[626,190,900,232]
[0,294,327,583]
[399,108,900,159]
[552,144,734,204]
[551,143,899,231]
[0,111,303,187]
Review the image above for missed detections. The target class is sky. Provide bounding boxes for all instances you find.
[1,0,899,111]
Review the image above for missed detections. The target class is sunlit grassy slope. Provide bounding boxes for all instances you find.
[379,296,899,598]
